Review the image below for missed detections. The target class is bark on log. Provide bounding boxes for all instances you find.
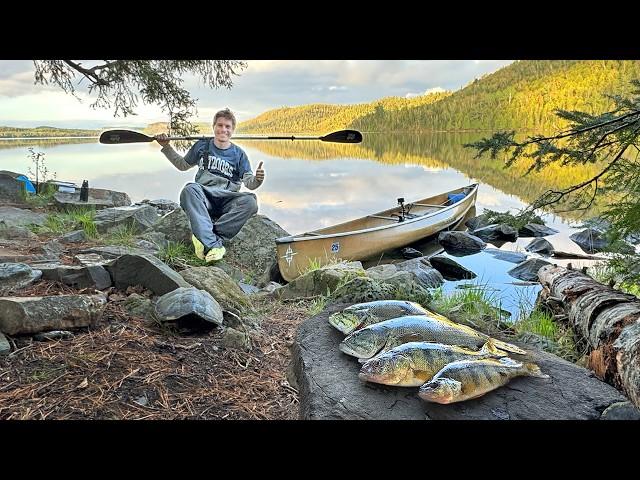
[538,265,640,408]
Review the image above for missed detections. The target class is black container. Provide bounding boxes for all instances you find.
[80,180,89,202]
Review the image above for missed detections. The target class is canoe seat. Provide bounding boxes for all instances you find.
[369,214,399,221]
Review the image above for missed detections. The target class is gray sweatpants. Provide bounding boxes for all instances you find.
[180,182,258,249]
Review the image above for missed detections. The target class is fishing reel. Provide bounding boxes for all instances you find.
[397,197,406,222]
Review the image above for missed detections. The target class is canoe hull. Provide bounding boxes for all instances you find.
[276,184,477,282]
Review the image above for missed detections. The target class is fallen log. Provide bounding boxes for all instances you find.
[538,265,640,408]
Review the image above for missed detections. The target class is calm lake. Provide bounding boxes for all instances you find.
[0,132,604,319]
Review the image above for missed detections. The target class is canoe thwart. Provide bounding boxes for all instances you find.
[368,214,401,221]
[412,203,447,208]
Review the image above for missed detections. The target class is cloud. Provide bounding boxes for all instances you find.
[405,86,447,98]
[0,60,515,126]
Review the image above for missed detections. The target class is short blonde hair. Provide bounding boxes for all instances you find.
[213,108,236,129]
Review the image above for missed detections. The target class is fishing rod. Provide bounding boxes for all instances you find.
[99,129,363,145]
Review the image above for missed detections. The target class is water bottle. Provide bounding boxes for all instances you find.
[80,180,89,202]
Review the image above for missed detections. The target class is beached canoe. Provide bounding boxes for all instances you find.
[275,183,478,282]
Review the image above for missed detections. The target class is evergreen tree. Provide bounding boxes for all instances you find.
[33,60,247,135]
[466,80,640,285]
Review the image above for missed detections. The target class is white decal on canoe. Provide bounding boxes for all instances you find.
[331,242,340,253]
[282,245,297,266]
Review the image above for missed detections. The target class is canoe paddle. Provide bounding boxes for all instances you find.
[99,129,363,144]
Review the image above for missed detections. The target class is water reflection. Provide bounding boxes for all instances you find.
[0,133,606,321]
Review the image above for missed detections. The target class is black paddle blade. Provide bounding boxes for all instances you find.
[99,130,154,144]
[320,129,363,143]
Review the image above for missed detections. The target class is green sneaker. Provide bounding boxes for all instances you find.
[192,235,206,260]
[205,245,226,262]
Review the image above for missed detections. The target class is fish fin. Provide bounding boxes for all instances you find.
[480,339,509,358]
[524,362,550,379]
[490,338,527,355]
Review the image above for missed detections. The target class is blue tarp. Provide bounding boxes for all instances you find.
[447,193,466,205]
[16,175,36,194]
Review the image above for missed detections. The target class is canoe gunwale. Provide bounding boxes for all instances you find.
[275,183,478,244]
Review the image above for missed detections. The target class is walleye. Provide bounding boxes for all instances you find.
[339,314,526,360]
[418,357,549,404]
[328,300,432,335]
[359,340,508,387]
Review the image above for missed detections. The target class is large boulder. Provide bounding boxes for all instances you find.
[139,198,180,213]
[429,255,476,280]
[0,224,37,240]
[366,260,443,292]
[39,264,112,290]
[570,229,609,254]
[53,187,131,211]
[278,262,365,300]
[0,293,107,335]
[438,231,486,254]
[0,173,26,204]
[525,238,555,255]
[0,207,47,228]
[143,208,191,245]
[79,245,159,259]
[225,215,290,281]
[472,224,518,242]
[154,286,224,328]
[330,276,397,303]
[519,223,559,237]
[179,266,252,314]
[93,205,160,234]
[507,258,553,282]
[0,263,42,295]
[106,254,190,295]
[464,214,492,231]
[290,304,629,419]
[394,257,445,288]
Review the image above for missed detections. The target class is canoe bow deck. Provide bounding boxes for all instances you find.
[275,183,478,282]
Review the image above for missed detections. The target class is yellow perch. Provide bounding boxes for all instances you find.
[358,340,507,387]
[418,357,549,404]
[328,300,433,335]
[339,314,526,360]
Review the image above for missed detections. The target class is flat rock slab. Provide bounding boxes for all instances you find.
[291,303,629,420]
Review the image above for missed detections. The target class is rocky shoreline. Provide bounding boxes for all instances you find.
[1,171,639,419]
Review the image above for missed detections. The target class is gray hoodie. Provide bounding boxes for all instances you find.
[161,139,263,192]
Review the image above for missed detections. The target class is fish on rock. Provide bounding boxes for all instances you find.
[358,340,507,387]
[328,299,432,335]
[418,357,549,404]
[339,314,526,360]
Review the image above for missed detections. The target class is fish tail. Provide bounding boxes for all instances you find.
[524,362,550,379]
[479,339,508,358]
[490,338,527,355]
[328,312,360,334]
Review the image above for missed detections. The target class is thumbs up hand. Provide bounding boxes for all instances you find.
[255,161,265,182]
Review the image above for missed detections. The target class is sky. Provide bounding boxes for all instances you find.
[0,60,514,129]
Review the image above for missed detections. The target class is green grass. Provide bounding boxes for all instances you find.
[157,241,208,269]
[33,207,97,238]
[302,256,349,275]
[429,281,507,333]
[101,223,139,247]
[515,309,558,338]
[22,183,57,208]
[307,296,328,316]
